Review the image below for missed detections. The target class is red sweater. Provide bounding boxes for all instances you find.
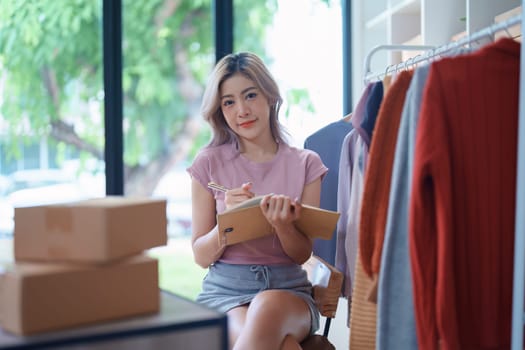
[409,38,520,350]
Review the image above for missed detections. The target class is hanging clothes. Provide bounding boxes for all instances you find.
[376,64,430,350]
[304,118,353,265]
[359,69,414,281]
[336,81,383,331]
[335,83,372,300]
[348,70,413,350]
[409,38,520,350]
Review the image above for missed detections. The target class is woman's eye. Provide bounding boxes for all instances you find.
[223,100,234,107]
[246,92,257,100]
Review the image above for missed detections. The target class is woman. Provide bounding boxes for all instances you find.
[187,52,327,350]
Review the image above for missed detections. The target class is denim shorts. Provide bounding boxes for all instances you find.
[196,261,320,335]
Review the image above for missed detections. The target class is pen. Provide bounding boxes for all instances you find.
[207,182,229,193]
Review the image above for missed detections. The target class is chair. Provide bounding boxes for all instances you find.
[300,255,344,350]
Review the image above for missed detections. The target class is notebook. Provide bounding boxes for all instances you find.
[217,196,340,246]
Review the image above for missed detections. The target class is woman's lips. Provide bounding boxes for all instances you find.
[239,120,256,128]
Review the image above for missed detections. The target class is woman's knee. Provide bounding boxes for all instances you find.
[247,290,311,337]
[249,290,290,315]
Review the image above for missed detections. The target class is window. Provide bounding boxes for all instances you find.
[235,0,343,148]
[0,0,105,239]
[122,1,215,299]
[0,0,344,301]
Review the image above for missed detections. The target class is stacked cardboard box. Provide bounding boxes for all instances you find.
[0,196,168,335]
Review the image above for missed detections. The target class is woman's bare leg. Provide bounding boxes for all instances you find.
[281,335,303,350]
[231,290,311,350]
[227,306,248,349]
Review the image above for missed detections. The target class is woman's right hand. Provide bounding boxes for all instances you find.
[224,182,255,209]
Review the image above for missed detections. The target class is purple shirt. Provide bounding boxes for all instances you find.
[187,142,328,265]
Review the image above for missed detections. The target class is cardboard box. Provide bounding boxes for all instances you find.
[14,196,167,263]
[0,254,160,335]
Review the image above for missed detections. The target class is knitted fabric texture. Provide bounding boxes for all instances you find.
[410,38,519,350]
[359,70,414,279]
[348,248,377,350]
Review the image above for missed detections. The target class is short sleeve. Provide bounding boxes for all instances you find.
[304,149,328,185]
[186,149,213,194]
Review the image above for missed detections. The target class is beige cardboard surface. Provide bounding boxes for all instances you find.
[0,254,159,336]
[217,196,340,246]
[14,196,167,263]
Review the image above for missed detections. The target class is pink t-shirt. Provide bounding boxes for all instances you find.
[187,142,328,265]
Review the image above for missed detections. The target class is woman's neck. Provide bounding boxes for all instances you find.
[239,138,279,162]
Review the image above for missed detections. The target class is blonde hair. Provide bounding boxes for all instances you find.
[201,52,288,147]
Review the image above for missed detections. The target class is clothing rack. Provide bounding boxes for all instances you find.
[362,44,435,85]
[363,14,521,84]
[362,9,525,349]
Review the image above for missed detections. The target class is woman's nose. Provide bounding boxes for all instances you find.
[237,101,250,117]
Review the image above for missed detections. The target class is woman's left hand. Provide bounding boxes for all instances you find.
[260,194,302,231]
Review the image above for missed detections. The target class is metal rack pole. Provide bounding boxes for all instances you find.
[511,3,525,349]
[363,15,521,85]
[362,44,435,85]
